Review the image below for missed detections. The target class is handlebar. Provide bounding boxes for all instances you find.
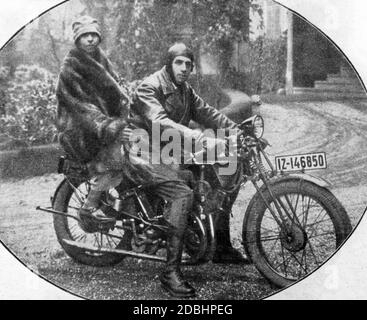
[185,135,240,165]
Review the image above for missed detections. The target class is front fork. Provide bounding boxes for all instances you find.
[201,212,216,261]
[249,148,303,230]
[194,165,217,261]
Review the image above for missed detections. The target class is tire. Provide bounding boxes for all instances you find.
[53,179,131,267]
[243,180,352,288]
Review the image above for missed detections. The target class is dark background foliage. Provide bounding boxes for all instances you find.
[0,0,288,148]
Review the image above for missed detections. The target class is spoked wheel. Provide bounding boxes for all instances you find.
[53,179,131,266]
[243,180,352,288]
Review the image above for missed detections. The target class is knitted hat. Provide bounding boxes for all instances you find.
[72,16,102,43]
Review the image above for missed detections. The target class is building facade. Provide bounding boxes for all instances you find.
[259,0,364,97]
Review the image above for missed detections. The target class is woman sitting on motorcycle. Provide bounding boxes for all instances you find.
[56,16,133,227]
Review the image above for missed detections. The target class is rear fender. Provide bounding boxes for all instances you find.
[51,177,82,207]
[51,179,68,206]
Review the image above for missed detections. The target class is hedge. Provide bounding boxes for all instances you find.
[0,144,63,180]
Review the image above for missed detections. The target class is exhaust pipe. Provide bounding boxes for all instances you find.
[63,239,167,262]
[37,207,201,265]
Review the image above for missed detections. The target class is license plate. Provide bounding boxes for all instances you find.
[275,152,327,172]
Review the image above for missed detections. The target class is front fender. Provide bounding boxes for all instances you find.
[241,172,331,256]
[268,172,331,188]
[247,172,332,214]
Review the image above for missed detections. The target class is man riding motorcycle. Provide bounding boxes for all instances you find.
[131,42,250,297]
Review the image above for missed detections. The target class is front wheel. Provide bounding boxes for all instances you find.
[243,180,352,288]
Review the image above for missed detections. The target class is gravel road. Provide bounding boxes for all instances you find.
[0,99,366,300]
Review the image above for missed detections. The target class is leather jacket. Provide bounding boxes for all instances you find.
[131,67,238,143]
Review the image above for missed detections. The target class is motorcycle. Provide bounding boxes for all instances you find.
[37,114,352,288]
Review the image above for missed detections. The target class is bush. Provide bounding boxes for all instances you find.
[0,66,11,117]
[0,65,57,148]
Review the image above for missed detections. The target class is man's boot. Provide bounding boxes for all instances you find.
[160,197,196,298]
[213,191,251,264]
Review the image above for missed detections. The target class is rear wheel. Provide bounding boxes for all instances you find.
[53,180,131,266]
[243,180,352,288]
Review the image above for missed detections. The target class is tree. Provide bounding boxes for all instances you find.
[5,1,85,74]
[79,0,262,82]
[191,0,254,82]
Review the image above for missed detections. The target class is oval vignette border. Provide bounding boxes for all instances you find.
[0,0,366,300]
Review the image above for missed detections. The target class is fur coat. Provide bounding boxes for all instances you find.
[56,46,130,162]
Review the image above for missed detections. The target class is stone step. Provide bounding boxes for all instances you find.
[294,87,365,93]
[314,82,364,91]
[293,87,367,98]
[323,75,362,85]
[327,72,356,78]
